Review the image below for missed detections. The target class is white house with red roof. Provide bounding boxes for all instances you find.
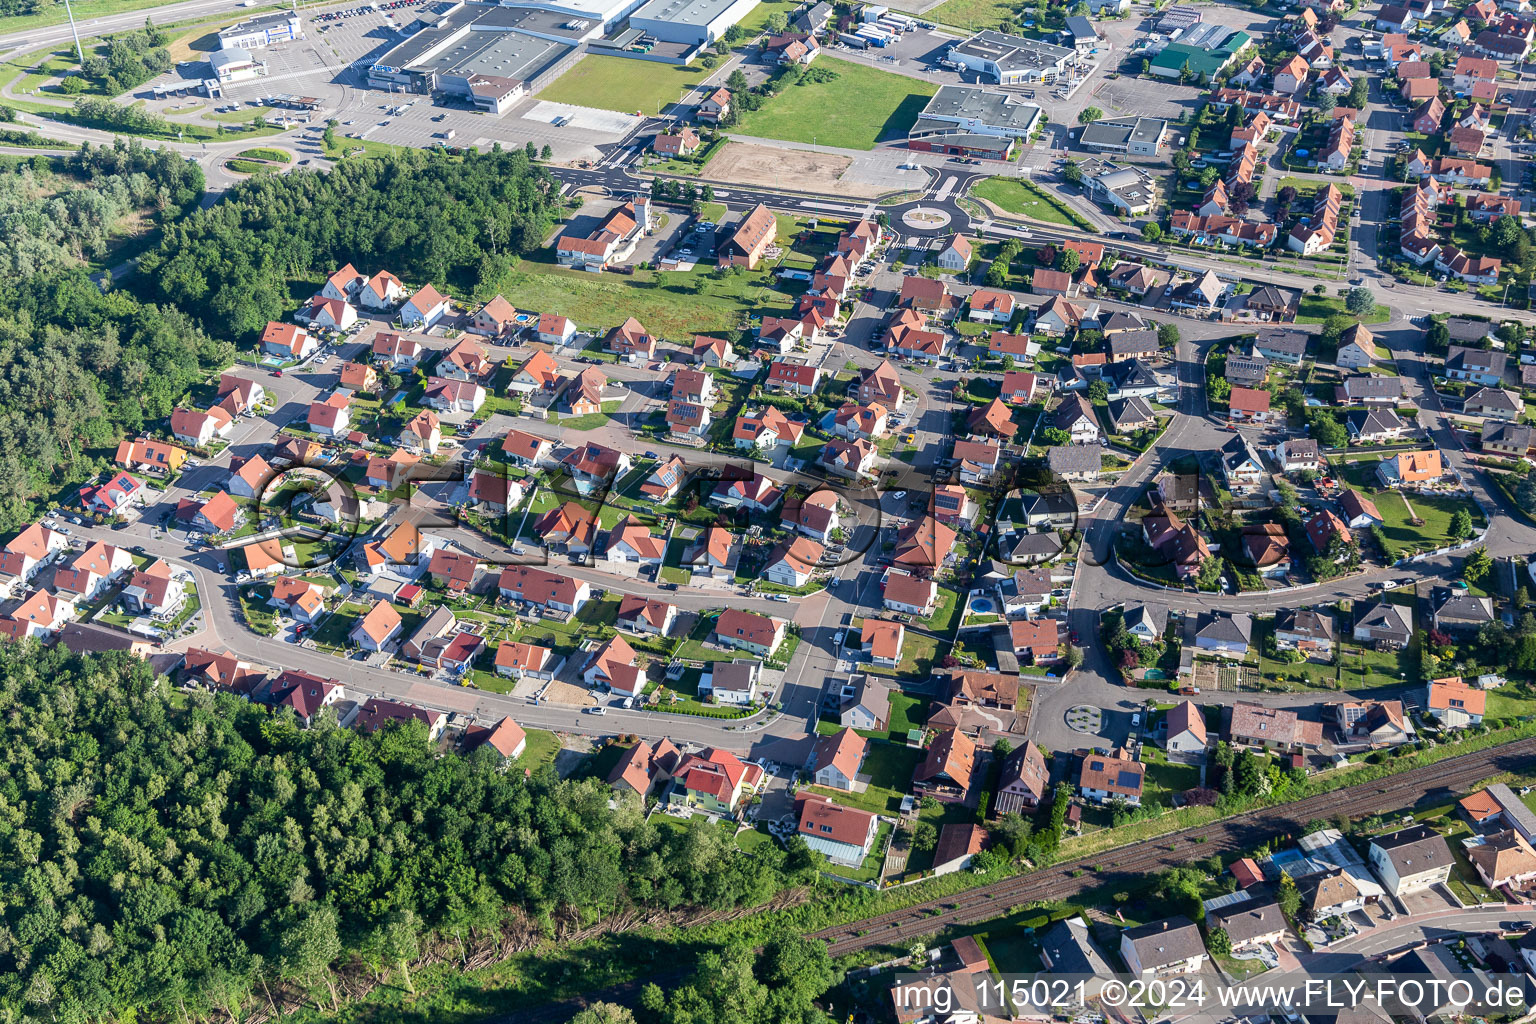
[583,633,645,696]
[79,472,144,515]
[359,270,407,310]
[714,608,785,656]
[305,297,358,330]
[709,473,783,512]
[307,391,353,435]
[423,376,485,414]
[320,264,365,302]
[401,409,441,454]
[0,523,69,589]
[261,322,318,360]
[810,727,869,791]
[170,406,233,447]
[795,793,878,865]
[372,331,423,369]
[537,312,577,346]
[398,283,451,329]
[0,589,75,641]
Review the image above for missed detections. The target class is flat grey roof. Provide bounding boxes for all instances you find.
[631,0,746,26]
[373,2,583,73]
[920,84,1043,133]
[221,10,299,34]
[1080,115,1167,148]
[952,29,1073,70]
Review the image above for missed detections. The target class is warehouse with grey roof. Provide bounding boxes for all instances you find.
[948,29,1074,84]
[367,2,587,108]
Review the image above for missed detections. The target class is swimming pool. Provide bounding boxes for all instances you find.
[969,596,995,614]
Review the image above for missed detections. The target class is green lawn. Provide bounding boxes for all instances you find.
[733,57,936,150]
[867,632,943,680]
[925,0,1018,30]
[488,258,793,337]
[520,728,562,771]
[823,821,891,883]
[808,740,921,815]
[237,147,290,162]
[1486,687,1536,719]
[971,176,1083,228]
[1297,294,1391,324]
[535,54,716,116]
[1332,462,1484,560]
[1142,760,1201,807]
[309,603,365,650]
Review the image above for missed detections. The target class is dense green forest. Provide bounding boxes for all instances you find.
[138,147,563,338]
[0,145,559,532]
[0,646,819,1024]
[0,271,231,532]
[0,139,201,278]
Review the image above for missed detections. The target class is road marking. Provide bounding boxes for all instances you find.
[933,175,958,201]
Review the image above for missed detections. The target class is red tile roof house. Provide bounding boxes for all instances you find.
[307,391,352,435]
[350,601,403,652]
[494,641,561,681]
[809,727,868,791]
[617,594,677,636]
[795,793,878,867]
[714,608,785,657]
[359,270,407,311]
[584,634,645,697]
[1228,386,1273,423]
[170,406,233,447]
[428,549,480,593]
[719,203,778,271]
[561,441,630,494]
[261,321,318,361]
[766,359,821,394]
[496,566,591,614]
[652,127,700,157]
[606,317,656,360]
[423,376,486,414]
[460,716,527,762]
[398,283,451,330]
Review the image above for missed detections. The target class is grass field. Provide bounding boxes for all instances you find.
[1332,463,1484,560]
[489,258,793,335]
[970,177,1087,229]
[519,728,562,770]
[924,0,1017,30]
[733,57,936,151]
[809,740,922,815]
[535,55,716,116]
[237,147,290,163]
[1297,294,1391,324]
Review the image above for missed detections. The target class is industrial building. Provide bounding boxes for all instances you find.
[1082,160,1157,215]
[1148,24,1250,78]
[906,85,1042,160]
[1079,115,1168,155]
[367,3,587,106]
[627,0,762,46]
[217,11,304,50]
[948,29,1074,84]
[209,48,265,84]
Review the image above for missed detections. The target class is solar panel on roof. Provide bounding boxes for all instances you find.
[1116,770,1140,788]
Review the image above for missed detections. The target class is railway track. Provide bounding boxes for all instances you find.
[812,735,1536,956]
[501,736,1536,1022]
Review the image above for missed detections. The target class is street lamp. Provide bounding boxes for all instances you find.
[60,0,86,66]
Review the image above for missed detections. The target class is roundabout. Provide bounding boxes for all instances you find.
[1066,704,1103,734]
[900,206,953,231]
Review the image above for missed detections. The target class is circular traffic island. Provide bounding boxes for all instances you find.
[1066,704,1103,734]
[900,206,952,231]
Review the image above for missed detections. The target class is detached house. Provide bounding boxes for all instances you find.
[714,609,785,656]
